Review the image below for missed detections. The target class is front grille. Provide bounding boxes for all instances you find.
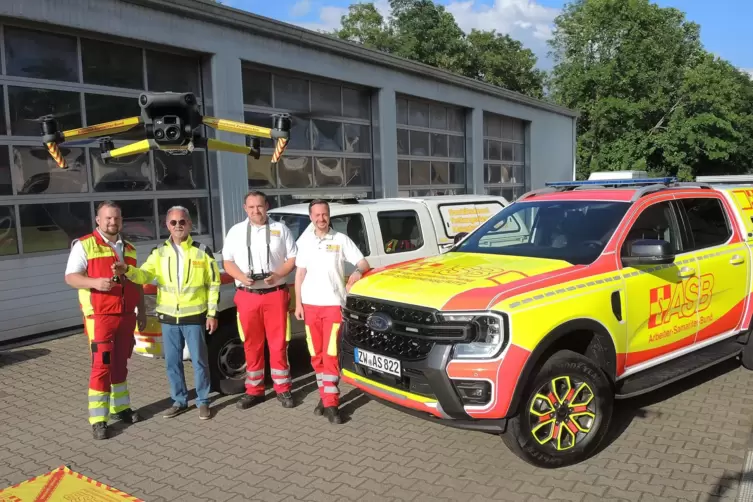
[344,296,473,342]
[344,323,434,361]
[346,297,435,324]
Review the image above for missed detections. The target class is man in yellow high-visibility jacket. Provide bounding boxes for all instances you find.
[113,206,221,420]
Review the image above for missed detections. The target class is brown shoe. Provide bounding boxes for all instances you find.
[199,404,212,420]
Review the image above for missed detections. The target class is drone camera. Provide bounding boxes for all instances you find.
[139,92,201,147]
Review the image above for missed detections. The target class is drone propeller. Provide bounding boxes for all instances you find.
[26,110,80,123]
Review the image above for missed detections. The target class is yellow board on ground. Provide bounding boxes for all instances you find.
[0,465,142,502]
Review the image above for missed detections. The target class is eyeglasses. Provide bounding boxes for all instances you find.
[169,219,187,227]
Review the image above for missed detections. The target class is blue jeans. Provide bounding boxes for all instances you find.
[161,323,211,407]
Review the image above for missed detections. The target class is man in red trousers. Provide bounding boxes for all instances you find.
[222,191,297,409]
[294,199,370,423]
[64,201,145,439]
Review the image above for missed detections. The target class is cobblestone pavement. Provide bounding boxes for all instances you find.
[1,333,752,501]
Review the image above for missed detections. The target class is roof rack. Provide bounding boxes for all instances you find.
[518,176,714,202]
[289,192,367,205]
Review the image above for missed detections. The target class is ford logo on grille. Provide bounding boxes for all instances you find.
[366,312,392,333]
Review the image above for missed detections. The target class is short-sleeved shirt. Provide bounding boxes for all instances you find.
[296,226,365,307]
[222,217,297,288]
[65,229,124,276]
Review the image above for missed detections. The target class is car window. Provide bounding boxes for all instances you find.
[438,201,504,238]
[622,201,683,254]
[679,198,731,250]
[330,213,370,256]
[270,212,371,256]
[456,200,629,265]
[377,210,424,254]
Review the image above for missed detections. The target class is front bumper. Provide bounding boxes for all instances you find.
[340,334,508,433]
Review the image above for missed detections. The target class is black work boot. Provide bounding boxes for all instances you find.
[92,422,108,440]
[236,394,264,410]
[114,408,142,424]
[277,391,295,409]
[323,406,342,424]
[313,399,324,416]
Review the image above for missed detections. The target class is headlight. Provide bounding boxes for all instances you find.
[439,313,507,359]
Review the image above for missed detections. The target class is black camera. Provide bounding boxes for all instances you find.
[247,272,272,281]
[139,92,202,147]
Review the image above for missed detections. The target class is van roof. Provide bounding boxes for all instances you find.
[269,194,508,216]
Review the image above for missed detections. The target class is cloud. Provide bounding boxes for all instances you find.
[292,0,560,69]
[290,0,312,17]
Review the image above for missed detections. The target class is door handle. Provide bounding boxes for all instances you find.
[677,266,696,278]
[730,255,745,265]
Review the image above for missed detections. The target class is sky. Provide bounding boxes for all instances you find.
[220,0,753,75]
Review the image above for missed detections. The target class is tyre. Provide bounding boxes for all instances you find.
[501,349,613,468]
[207,324,246,395]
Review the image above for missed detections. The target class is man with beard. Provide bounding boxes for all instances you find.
[113,206,221,420]
[294,199,370,423]
[222,191,297,409]
[64,201,146,440]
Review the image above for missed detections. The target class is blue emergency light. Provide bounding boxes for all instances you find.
[544,177,677,187]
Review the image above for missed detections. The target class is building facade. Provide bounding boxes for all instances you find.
[0,0,578,342]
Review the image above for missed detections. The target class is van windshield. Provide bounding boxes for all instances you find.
[454,200,630,265]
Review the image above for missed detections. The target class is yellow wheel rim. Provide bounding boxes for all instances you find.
[528,375,596,451]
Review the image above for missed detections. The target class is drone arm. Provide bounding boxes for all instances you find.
[61,117,143,142]
[202,116,273,139]
[101,139,155,160]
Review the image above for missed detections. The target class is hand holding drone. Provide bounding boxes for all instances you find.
[39,91,292,169]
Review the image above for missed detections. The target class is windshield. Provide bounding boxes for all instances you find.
[454,200,630,265]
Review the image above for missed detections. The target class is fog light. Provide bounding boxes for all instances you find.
[454,380,491,406]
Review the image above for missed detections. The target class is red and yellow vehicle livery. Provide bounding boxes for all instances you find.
[340,175,753,468]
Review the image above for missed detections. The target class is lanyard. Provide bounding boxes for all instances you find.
[247,221,271,273]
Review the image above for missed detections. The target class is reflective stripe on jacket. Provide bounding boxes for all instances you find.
[125,236,221,324]
[77,231,141,316]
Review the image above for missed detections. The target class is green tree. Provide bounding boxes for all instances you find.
[548,0,753,180]
[333,0,546,97]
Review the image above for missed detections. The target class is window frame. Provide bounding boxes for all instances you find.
[0,22,213,257]
[375,209,426,255]
[675,195,734,252]
[617,199,687,262]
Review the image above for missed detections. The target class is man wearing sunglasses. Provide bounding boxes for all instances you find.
[113,206,221,421]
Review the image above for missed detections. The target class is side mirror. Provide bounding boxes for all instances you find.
[454,232,468,245]
[622,239,675,267]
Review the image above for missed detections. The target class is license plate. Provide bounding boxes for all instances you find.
[354,347,401,377]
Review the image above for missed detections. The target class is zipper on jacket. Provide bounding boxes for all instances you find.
[186,259,191,286]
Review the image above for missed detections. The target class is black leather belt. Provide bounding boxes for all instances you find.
[236,284,287,295]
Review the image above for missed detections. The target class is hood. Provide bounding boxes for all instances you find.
[350,252,577,311]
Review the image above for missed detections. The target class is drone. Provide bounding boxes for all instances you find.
[39,91,292,169]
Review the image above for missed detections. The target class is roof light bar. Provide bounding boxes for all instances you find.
[544,177,677,187]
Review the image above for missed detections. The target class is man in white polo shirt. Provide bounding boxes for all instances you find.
[222,191,297,410]
[294,199,371,424]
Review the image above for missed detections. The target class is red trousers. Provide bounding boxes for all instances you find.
[84,314,136,424]
[235,288,292,396]
[303,305,342,407]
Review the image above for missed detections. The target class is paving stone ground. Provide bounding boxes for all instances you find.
[1,333,752,501]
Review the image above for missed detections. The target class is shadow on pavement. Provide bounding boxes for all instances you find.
[593,357,741,458]
[131,337,372,420]
[706,470,744,501]
[0,348,51,368]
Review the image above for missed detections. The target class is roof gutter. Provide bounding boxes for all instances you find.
[121,0,580,118]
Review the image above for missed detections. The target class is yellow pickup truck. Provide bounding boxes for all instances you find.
[341,175,753,468]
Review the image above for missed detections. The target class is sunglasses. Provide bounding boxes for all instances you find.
[169,219,187,227]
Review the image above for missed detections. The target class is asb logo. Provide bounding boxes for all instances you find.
[648,273,714,329]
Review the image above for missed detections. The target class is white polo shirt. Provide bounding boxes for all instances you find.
[65,229,124,275]
[222,217,297,289]
[296,226,365,307]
